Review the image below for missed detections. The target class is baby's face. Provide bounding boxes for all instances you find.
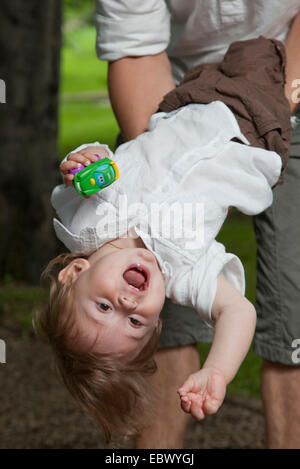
[73,246,166,360]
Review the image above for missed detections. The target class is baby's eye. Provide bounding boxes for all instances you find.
[98,303,110,312]
[129,317,143,327]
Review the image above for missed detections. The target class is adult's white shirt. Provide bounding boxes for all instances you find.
[94,0,300,83]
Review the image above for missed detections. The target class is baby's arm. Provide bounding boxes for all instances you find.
[178,275,256,420]
[59,145,109,187]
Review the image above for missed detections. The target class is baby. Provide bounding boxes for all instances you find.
[34,100,283,442]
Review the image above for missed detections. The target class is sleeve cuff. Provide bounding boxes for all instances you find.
[95,6,170,61]
[191,244,245,328]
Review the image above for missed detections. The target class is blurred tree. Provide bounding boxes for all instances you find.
[0,0,62,282]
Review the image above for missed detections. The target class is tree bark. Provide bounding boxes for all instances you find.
[0,0,62,282]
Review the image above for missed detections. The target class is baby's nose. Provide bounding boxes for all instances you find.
[119,296,138,310]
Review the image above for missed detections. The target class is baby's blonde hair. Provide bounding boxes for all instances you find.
[33,252,162,442]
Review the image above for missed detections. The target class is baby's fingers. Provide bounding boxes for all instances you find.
[203,397,222,416]
[178,373,198,395]
[179,392,206,420]
[65,152,94,168]
[60,159,83,174]
[80,150,100,163]
[189,397,205,421]
[180,395,191,414]
[63,173,74,187]
[60,150,99,174]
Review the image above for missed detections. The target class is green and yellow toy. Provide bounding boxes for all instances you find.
[69,154,119,197]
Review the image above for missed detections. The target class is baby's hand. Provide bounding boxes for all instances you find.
[177,367,226,420]
[59,146,109,188]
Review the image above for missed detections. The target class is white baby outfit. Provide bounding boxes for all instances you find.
[51,101,282,326]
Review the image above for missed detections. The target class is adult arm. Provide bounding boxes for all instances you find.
[108,53,175,141]
[94,0,176,141]
[284,8,300,114]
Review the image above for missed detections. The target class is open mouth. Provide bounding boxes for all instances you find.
[123,264,150,292]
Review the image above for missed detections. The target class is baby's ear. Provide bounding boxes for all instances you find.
[58,258,90,284]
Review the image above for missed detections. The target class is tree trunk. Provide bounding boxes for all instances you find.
[0,0,62,282]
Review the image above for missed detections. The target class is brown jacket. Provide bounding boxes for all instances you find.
[159,36,291,185]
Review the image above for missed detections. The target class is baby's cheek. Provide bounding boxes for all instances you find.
[159,282,166,307]
[150,286,165,312]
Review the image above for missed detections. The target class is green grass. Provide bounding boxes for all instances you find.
[62,0,95,28]
[59,26,119,157]
[217,209,257,304]
[59,101,119,157]
[61,27,108,94]
[0,282,48,338]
